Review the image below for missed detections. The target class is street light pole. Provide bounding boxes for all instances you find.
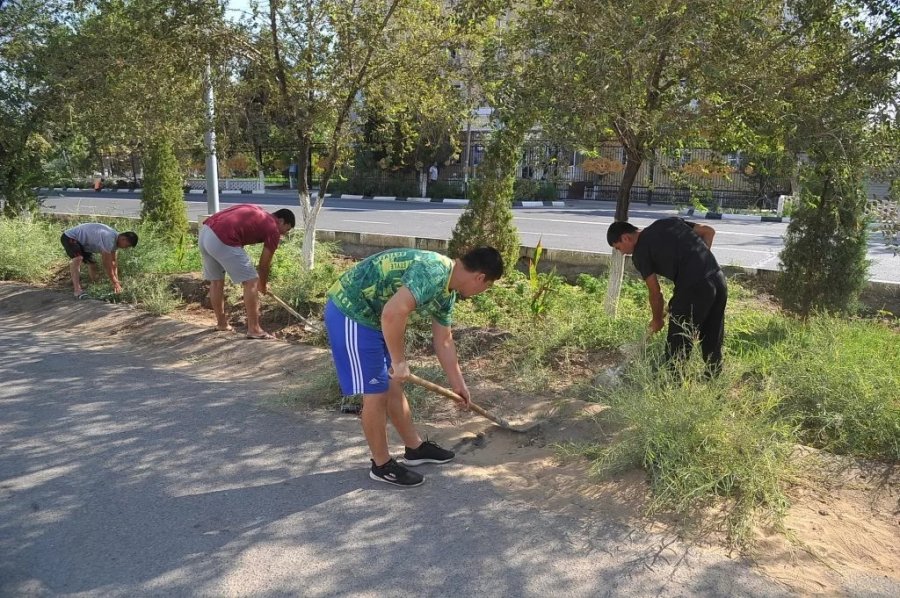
[204,62,220,215]
[463,80,473,198]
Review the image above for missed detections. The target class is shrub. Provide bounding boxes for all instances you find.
[763,318,900,459]
[141,137,188,243]
[427,180,466,199]
[585,360,793,545]
[513,179,559,200]
[778,163,869,316]
[449,121,524,274]
[0,217,65,282]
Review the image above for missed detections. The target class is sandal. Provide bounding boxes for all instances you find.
[246,332,275,340]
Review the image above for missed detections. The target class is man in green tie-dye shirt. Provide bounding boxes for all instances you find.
[324,247,504,487]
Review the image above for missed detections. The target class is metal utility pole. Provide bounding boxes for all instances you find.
[463,82,473,198]
[204,62,220,215]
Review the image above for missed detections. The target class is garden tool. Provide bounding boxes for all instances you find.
[267,291,320,332]
[407,373,540,433]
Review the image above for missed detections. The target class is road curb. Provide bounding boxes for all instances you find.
[331,194,566,208]
[679,207,791,223]
[36,188,568,208]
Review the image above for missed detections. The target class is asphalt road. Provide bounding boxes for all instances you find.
[39,190,900,283]
[0,286,792,597]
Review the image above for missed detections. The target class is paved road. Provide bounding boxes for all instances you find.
[0,287,791,597]
[39,191,900,283]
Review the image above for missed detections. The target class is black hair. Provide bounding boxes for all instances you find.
[460,246,504,281]
[273,208,296,228]
[606,221,638,246]
[120,231,139,247]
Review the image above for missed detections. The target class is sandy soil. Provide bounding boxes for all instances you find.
[3,280,898,596]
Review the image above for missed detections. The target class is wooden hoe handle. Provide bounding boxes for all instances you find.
[406,373,514,429]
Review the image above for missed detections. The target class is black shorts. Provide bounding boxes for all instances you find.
[60,233,95,264]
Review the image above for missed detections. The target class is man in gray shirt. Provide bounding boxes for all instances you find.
[61,223,138,299]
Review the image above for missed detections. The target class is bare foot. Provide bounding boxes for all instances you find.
[215,324,234,332]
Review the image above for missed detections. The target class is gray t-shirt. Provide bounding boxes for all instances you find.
[64,223,119,253]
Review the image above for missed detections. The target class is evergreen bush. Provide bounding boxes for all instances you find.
[141,137,188,243]
[777,163,869,316]
[448,121,525,273]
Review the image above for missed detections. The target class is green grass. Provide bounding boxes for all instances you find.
[0,217,66,282]
[582,354,794,545]
[0,215,189,313]
[756,318,899,459]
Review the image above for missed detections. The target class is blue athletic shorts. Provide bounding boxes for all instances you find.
[324,300,392,395]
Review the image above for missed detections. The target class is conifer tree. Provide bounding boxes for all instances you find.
[141,137,188,242]
[448,117,525,273]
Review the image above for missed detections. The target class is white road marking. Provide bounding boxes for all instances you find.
[519,231,568,237]
[344,219,390,225]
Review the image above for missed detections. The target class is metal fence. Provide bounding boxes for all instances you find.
[42,141,792,209]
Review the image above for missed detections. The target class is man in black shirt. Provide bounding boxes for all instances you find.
[607,217,727,375]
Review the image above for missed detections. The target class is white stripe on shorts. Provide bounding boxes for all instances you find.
[345,317,363,394]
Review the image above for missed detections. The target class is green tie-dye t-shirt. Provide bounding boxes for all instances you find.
[327,249,456,330]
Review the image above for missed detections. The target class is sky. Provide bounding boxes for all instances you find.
[226,0,254,21]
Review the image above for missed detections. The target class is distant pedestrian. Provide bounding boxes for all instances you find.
[199,204,295,339]
[607,217,727,375]
[324,247,504,487]
[428,163,438,183]
[61,223,138,299]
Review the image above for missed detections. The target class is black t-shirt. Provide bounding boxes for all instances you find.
[631,217,721,290]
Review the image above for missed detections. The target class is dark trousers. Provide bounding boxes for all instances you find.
[666,270,727,375]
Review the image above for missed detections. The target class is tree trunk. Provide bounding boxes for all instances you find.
[605,154,643,315]
[295,133,318,269]
[256,144,265,192]
[615,156,642,221]
[130,151,138,184]
[300,195,316,270]
[419,169,427,197]
[604,248,627,316]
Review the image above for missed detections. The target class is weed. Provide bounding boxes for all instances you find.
[0,217,66,282]
[589,357,793,546]
[280,367,343,409]
[526,238,561,318]
[763,317,900,459]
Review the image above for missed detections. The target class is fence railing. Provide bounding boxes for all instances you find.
[41,144,792,209]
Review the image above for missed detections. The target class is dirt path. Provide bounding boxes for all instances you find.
[3,281,898,596]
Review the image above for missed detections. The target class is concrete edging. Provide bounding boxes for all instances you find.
[36,188,567,208]
[679,207,791,223]
[335,195,566,207]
